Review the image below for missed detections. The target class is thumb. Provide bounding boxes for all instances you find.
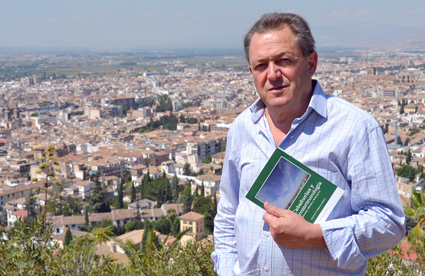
[264,202,286,217]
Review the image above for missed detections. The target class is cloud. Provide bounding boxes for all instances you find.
[330,11,350,17]
[353,9,371,16]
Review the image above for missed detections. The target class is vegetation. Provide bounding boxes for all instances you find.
[137,114,179,132]
[397,164,422,182]
[90,176,111,213]
[156,95,173,112]
[69,111,84,116]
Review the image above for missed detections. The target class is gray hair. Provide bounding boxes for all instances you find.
[243,12,315,62]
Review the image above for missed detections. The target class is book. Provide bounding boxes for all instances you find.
[245,147,344,224]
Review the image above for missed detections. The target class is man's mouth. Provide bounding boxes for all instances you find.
[268,85,288,92]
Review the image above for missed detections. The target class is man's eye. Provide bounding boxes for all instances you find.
[255,64,266,70]
[277,59,290,65]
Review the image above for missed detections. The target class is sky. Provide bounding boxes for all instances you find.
[1,0,425,51]
[257,158,308,209]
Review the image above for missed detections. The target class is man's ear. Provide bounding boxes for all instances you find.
[308,52,318,76]
[248,64,253,74]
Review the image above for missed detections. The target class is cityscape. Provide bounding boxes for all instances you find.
[2,1,425,275]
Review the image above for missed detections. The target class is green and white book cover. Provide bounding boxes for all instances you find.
[246,147,344,223]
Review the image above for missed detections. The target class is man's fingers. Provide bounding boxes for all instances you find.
[263,212,277,226]
[264,201,286,217]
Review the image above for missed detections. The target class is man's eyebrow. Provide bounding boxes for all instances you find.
[252,52,298,64]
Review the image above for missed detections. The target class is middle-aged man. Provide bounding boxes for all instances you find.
[212,12,405,275]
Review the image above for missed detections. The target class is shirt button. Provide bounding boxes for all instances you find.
[264,266,269,271]
[265,232,270,237]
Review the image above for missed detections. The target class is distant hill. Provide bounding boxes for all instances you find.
[314,22,425,51]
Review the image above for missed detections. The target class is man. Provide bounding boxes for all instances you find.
[212,13,405,275]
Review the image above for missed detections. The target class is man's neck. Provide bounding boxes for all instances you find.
[265,90,313,147]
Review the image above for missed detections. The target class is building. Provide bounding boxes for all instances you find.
[179,211,205,242]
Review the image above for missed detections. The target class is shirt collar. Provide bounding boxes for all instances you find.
[250,80,328,124]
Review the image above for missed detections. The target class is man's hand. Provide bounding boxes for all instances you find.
[263,202,327,248]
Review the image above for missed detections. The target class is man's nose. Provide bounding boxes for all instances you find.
[267,62,282,81]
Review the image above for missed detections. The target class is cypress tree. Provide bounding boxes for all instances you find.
[131,183,136,203]
[64,227,72,246]
[118,179,124,209]
[90,176,111,213]
[85,207,89,227]
[200,181,205,197]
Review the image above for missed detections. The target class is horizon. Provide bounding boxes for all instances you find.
[1,1,425,52]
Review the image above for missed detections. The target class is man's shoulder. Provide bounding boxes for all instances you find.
[326,95,380,130]
[229,106,255,129]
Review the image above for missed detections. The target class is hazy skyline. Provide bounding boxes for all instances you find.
[1,0,425,51]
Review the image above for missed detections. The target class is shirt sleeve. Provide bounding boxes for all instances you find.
[319,126,406,271]
[211,126,240,275]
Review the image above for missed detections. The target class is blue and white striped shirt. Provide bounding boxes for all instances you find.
[212,81,405,275]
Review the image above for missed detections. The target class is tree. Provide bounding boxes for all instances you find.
[85,207,89,227]
[32,145,62,225]
[397,136,402,145]
[131,183,136,203]
[404,137,411,147]
[171,174,179,201]
[405,190,425,242]
[90,176,111,213]
[200,181,205,197]
[24,189,38,220]
[397,164,417,181]
[407,148,412,164]
[182,187,193,214]
[93,227,113,245]
[400,105,405,114]
[202,155,212,164]
[125,221,136,233]
[183,163,191,176]
[167,208,177,237]
[118,178,124,209]
[64,227,73,246]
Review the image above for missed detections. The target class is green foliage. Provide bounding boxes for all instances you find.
[137,114,179,132]
[183,163,191,176]
[90,176,111,213]
[118,179,124,209]
[182,186,193,214]
[404,137,411,146]
[61,197,82,216]
[155,216,172,235]
[64,227,72,246]
[397,136,402,146]
[193,195,214,216]
[407,148,412,164]
[69,111,84,116]
[131,183,136,203]
[200,182,205,197]
[114,227,216,276]
[202,155,212,164]
[30,112,39,117]
[24,190,38,220]
[177,102,193,111]
[125,221,136,233]
[397,165,419,181]
[156,95,173,112]
[410,129,421,136]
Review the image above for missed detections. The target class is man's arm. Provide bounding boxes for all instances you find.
[319,126,405,270]
[263,126,405,271]
[212,127,240,275]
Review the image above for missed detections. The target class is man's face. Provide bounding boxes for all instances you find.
[248,26,317,114]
